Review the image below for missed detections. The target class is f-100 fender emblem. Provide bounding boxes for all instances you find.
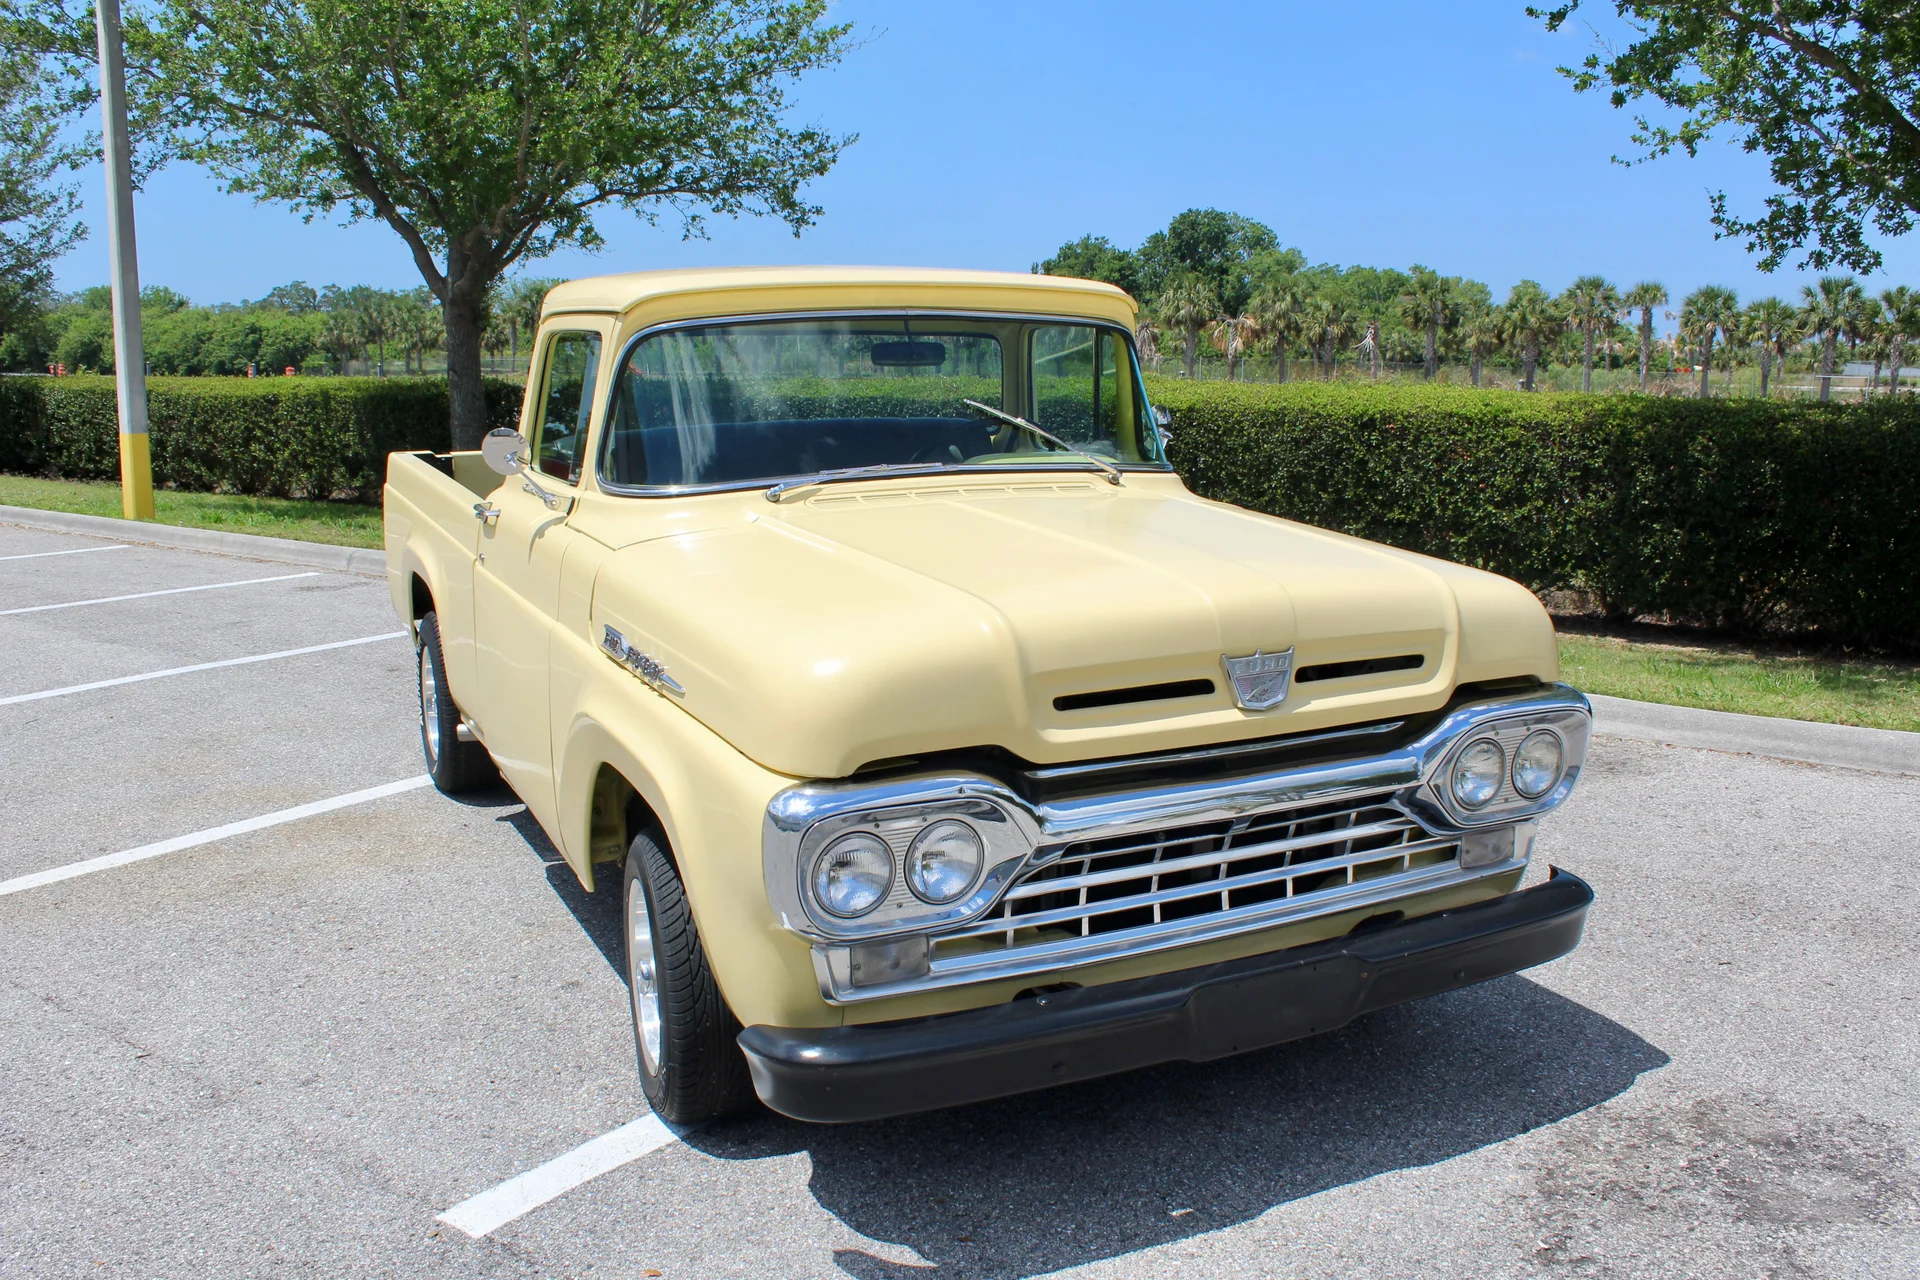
[601,625,685,695]
[1222,646,1295,711]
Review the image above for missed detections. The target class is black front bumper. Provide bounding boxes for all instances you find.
[738,868,1594,1123]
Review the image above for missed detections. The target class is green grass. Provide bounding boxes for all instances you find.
[0,473,384,549]
[1559,631,1920,732]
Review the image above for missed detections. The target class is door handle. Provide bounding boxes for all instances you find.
[473,502,501,526]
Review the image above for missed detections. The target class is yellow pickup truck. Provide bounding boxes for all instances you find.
[382,266,1593,1125]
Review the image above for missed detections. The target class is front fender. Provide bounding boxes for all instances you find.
[554,655,836,1029]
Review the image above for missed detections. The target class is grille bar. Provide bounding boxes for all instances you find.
[1002,816,1419,902]
[944,835,1460,941]
[930,792,1466,967]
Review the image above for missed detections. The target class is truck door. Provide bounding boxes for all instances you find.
[470,324,605,833]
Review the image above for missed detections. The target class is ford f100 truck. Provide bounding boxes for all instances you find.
[383,266,1593,1124]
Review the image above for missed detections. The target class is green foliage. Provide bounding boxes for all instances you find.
[12,0,855,446]
[1137,209,1281,315]
[1150,377,1920,647]
[0,51,83,330]
[1033,235,1143,300]
[0,374,523,499]
[1537,1,1920,274]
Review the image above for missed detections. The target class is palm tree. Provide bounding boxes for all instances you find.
[1397,266,1451,380]
[1458,306,1505,388]
[1301,294,1355,379]
[1248,277,1307,382]
[1744,297,1796,398]
[1135,319,1163,374]
[1881,286,1918,395]
[1679,286,1739,398]
[1208,314,1255,381]
[1501,281,1558,391]
[1798,276,1867,402]
[1156,273,1221,379]
[1620,282,1667,392]
[1558,275,1620,393]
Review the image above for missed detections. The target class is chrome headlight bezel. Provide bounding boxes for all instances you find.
[765,778,1038,941]
[1414,702,1590,829]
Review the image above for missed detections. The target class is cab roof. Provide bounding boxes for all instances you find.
[540,265,1137,324]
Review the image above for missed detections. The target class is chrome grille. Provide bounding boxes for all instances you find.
[933,791,1458,962]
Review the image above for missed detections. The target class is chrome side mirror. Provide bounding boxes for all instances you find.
[482,427,528,476]
[1152,405,1172,447]
[480,426,569,513]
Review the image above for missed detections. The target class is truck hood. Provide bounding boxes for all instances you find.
[584,475,1557,778]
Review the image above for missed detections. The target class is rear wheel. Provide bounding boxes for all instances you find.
[416,611,497,794]
[624,829,756,1124]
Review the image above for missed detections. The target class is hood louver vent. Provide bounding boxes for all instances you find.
[1053,679,1216,713]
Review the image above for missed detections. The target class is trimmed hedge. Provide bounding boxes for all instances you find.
[5,372,1914,645]
[1151,378,1920,647]
[0,375,523,501]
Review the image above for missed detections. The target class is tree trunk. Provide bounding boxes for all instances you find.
[1759,346,1772,397]
[1423,317,1437,380]
[1470,352,1482,387]
[443,259,492,451]
[1638,313,1652,392]
[1697,333,1713,398]
[1521,345,1537,391]
[1819,332,1836,402]
[1891,335,1907,395]
[1275,347,1289,383]
[1869,356,1883,399]
[1582,325,1595,393]
[1182,327,1198,379]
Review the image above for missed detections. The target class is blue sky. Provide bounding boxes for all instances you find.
[52,1,1920,314]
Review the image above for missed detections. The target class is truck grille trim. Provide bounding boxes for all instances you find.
[928,791,1464,973]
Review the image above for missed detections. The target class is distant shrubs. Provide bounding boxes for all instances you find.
[1152,377,1920,647]
[0,375,522,500]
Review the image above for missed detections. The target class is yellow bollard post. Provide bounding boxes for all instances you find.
[95,0,154,520]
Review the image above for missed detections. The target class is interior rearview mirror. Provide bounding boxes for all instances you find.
[870,340,947,368]
[482,428,529,477]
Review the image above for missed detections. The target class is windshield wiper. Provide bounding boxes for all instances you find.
[764,462,958,503]
[962,400,1123,486]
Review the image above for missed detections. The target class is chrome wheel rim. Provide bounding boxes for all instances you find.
[418,644,441,763]
[626,877,664,1074]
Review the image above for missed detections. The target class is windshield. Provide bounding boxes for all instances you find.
[599,314,1165,490]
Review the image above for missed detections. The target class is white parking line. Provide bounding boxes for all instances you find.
[0,631,410,706]
[437,1114,684,1239]
[0,544,131,563]
[0,775,432,899]
[0,571,321,616]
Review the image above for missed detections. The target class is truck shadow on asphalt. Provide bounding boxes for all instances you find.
[500,801,1668,1280]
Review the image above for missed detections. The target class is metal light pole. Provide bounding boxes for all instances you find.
[94,0,153,519]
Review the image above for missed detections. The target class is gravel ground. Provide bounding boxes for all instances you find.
[1,524,1914,1280]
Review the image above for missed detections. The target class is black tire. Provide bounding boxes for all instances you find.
[416,611,497,794]
[623,829,756,1124]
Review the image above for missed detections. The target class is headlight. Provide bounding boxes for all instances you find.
[812,832,892,917]
[1450,738,1505,809]
[1512,729,1564,798]
[905,819,984,903]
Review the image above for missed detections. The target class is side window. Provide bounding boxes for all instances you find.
[1030,324,1125,455]
[531,331,602,484]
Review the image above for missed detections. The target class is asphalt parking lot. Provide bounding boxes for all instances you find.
[2,519,1916,1280]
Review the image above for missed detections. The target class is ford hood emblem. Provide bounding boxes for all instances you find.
[1222,647,1295,711]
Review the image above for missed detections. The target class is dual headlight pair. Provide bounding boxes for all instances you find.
[814,819,984,918]
[1449,728,1564,809]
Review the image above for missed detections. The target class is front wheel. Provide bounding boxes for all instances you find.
[624,829,756,1125]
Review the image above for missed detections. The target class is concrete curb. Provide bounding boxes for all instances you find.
[1590,692,1920,778]
[0,504,387,577]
